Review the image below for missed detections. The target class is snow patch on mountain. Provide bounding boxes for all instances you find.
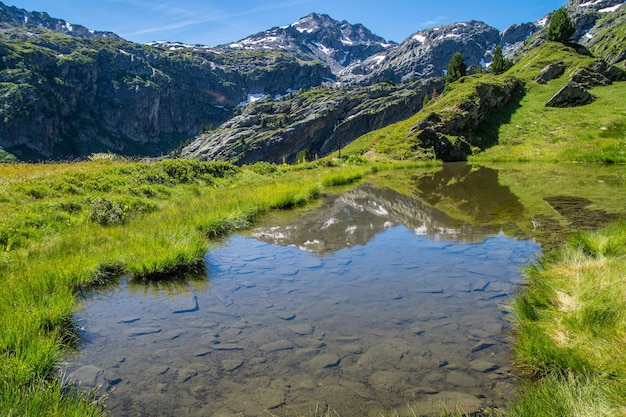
[237,93,268,108]
[580,0,605,6]
[599,3,622,11]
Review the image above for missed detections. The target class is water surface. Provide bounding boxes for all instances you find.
[63,163,625,416]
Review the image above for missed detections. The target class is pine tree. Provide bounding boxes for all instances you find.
[546,8,575,43]
[490,46,506,75]
[446,52,467,84]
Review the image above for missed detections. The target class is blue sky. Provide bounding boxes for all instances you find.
[5,0,568,45]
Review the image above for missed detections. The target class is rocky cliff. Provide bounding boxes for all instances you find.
[181,78,444,164]
[0,21,330,160]
[408,77,524,161]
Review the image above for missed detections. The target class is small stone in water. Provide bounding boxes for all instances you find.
[260,340,294,353]
[222,360,244,372]
[471,340,496,353]
[278,312,296,321]
[308,354,340,369]
[469,359,499,372]
[118,317,140,324]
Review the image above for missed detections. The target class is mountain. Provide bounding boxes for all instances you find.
[340,20,502,85]
[218,13,396,74]
[0,3,330,160]
[180,78,444,164]
[1,0,624,162]
[0,2,119,39]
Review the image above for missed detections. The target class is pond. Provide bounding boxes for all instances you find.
[62,163,626,417]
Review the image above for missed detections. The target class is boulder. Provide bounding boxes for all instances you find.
[545,81,594,108]
[590,60,626,83]
[414,129,471,162]
[408,112,441,136]
[535,62,566,84]
[571,68,611,88]
[570,60,626,88]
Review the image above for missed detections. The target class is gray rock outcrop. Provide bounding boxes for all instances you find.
[181,78,444,164]
[535,62,566,84]
[545,81,595,107]
[408,78,524,161]
[572,59,626,87]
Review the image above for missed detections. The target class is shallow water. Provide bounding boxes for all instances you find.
[62,163,625,416]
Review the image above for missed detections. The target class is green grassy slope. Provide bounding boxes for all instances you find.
[343,41,626,163]
[474,42,626,162]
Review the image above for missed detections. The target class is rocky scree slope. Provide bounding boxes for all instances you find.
[181,78,444,164]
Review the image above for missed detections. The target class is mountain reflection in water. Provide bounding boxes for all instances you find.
[253,165,525,254]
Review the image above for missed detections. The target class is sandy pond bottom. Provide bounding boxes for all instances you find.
[64,220,539,417]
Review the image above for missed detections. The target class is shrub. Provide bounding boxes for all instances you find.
[296,149,309,164]
[89,197,124,225]
[344,154,367,165]
[247,162,278,175]
[322,169,365,186]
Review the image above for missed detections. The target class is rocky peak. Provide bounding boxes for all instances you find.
[223,12,395,73]
[0,0,120,39]
[340,20,501,85]
[500,22,541,56]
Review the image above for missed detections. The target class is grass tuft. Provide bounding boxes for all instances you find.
[511,221,626,415]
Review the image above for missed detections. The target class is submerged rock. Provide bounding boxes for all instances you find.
[308,354,340,369]
[68,365,104,388]
[289,323,315,336]
[260,340,294,353]
[222,360,244,372]
[469,359,499,372]
[416,391,482,416]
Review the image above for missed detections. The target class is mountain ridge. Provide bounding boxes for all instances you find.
[0,1,119,39]
[0,0,624,162]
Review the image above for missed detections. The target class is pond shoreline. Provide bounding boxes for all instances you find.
[1,160,624,416]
